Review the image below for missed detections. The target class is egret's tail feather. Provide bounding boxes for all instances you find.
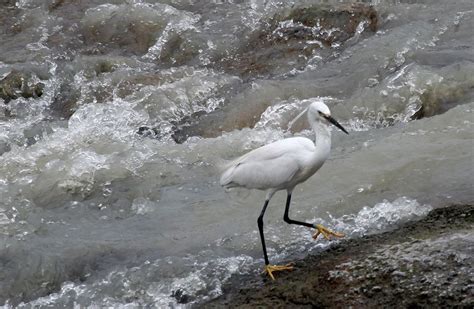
[220,164,237,187]
[218,155,245,187]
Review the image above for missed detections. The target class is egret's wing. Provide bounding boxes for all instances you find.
[226,155,300,189]
[227,137,311,168]
[220,139,307,190]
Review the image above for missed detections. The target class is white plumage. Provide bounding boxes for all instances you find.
[220,137,325,191]
[220,101,349,280]
[220,101,345,195]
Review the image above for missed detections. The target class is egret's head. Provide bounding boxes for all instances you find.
[308,101,349,134]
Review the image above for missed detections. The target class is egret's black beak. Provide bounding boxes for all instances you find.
[324,115,349,135]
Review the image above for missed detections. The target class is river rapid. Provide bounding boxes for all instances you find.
[0,0,473,307]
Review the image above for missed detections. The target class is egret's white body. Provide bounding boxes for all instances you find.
[220,101,334,196]
[220,101,348,280]
[221,136,330,192]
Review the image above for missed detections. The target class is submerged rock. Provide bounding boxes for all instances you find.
[412,79,474,119]
[0,0,21,37]
[79,2,198,56]
[203,204,474,308]
[0,71,44,104]
[50,82,80,119]
[221,3,378,78]
[170,4,379,143]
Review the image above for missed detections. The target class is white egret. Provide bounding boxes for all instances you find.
[220,101,349,280]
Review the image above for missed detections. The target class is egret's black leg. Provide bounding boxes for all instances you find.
[257,199,270,265]
[259,196,295,280]
[284,193,345,240]
[283,194,314,228]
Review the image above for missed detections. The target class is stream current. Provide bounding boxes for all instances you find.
[0,0,473,306]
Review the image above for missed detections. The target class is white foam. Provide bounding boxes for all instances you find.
[329,197,432,237]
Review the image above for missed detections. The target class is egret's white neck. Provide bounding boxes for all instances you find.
[310,119,332,152]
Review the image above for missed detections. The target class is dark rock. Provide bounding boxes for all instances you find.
[48,0,66,11]
[411,72,474,120]
[0,71,44,103]
[50,83,80,119]
[284,4,378,42]
[201,204,474,308]
[0,141,11,156]
[170,4,380,143]
[94,60,116,75]
[115,73,162,99]
[221,3,378,78]
[0,1,21,37]
[79,4,174,56]
[171,110,209,143]
[171,288,194,304]
[137,126,161,139]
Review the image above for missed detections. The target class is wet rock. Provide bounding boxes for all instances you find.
[50,83,80,119]
[115,73,163,99]
[80,3,197,56]
[410,62,474,120]
[202,205,474,308]
[0,141,11,156]
[170,4,379,143]
[0,71,44,104]
[172,288,194,304]
[137,126,161,139]
[80,5,161,55]
[221,3,378,78]
[48,0,66,11]
[283,4,378,41]
[411,84,472,120]
[0,1,21,36]
[48,56,147,119]
[170,110,214,143]
[1,0,16,5]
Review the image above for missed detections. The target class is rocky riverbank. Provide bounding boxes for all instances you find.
[202,204,474,308]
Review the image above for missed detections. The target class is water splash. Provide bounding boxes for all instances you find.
[16,254,255,308]
[329,197,432,237]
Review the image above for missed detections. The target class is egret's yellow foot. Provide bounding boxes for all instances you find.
[312,224,344,240]
[263,263,294,280]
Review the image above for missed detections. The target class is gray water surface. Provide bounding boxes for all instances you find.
[0,0,473,307]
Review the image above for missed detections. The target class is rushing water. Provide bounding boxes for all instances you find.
[0,0,473,307]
